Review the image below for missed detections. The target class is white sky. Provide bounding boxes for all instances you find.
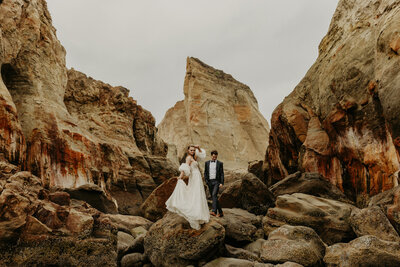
[46,0,338,125]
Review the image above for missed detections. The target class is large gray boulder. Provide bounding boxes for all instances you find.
[219,173,275,215]
[324,235,400,266]
[144,212,225,267]
[349,206,399,242]
[264,193,357,244]
[261,225,326,267]
[269,172,351,203]
[216,208,264,245]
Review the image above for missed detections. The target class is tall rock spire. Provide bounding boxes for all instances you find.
[158,57,270,169]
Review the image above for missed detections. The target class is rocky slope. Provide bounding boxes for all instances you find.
[158,57,270,169]
[265,0,400,206]
[0,0,177,216]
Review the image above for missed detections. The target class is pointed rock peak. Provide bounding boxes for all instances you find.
[185,56,246,86]
[159,58,270,170]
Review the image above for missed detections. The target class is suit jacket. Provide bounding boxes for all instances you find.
[204,160,224,185]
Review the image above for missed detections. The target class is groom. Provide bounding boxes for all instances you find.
[204,150,224,217]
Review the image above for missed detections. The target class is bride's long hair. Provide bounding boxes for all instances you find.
[180,145,196,164]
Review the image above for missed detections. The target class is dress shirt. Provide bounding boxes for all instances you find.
[209,161,217,180]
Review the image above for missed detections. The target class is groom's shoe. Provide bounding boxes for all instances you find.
[216,212,224,218]
[210,211,217,216]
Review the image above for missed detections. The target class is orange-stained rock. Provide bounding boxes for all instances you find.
[0,0,178,216]
[158,57,270,169]
[140,177,188,221]
[265,0,400,205]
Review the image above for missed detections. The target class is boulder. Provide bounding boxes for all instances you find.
[20,215,53,241]
[121,253,148,267]
[140,177,188,221]
[243,239,267,258]
[0,165,118,265]
[49,191,71,206]
[350,206,399,241]
[0,171,43,241]
[203,258,255,267]
[248,160,265,181]
[269,172,351,203]
[65,208,94,237]
[264,193,357,244]
[219,173,275,215]
[216,208,264,246]
[124,234,145,255]
[225,244,261,262]
[64,184,118,214]
[261,225,326,266]
[369,186,400,233]
[158,57,270,170]
[204,258,303,267]
[103,214,152,234]
[118,231,136,259]
[144,212,225,267]
[324,235,400,266]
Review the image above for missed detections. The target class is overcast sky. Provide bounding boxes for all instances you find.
[46,0,338,125]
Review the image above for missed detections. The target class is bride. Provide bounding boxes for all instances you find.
[165,144,210,230]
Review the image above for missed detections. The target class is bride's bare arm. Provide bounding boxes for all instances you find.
[194,145,202,152]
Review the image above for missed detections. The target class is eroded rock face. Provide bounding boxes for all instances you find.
[0,0,177,216]
[158,57,270,169]
[265,0,400,205]
[64,69,179,214]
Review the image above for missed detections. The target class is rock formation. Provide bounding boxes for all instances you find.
[0,161,118,266]
[65,69,178,214]
[0,0,177,216]
[158,57,270,169]
[264,0,400,206]
[4,0,400,266]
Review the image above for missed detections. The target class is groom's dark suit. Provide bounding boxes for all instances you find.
[204,160,224,215]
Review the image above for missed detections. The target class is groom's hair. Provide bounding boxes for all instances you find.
[211,150,218,155]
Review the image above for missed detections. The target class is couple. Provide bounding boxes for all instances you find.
[165,145,224,230]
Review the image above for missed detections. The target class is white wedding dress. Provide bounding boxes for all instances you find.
[165,149,210,230]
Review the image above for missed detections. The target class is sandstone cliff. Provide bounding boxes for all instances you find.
[0,0,177,215]
[265,0,400,205]
[158,57,270,169]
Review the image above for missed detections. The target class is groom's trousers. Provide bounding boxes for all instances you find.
[208,179,223,214]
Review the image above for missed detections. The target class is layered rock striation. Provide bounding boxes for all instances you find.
[265,0,400,205]
[158,57,270,169]
[0,0,177,215]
